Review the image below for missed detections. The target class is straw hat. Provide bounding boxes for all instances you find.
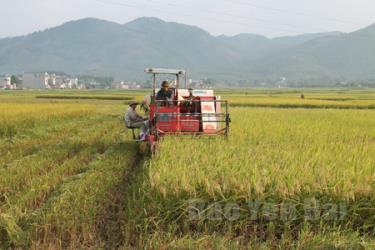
[129,101,139,106]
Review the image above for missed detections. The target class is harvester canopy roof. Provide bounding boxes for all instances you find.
[145,68,186,75]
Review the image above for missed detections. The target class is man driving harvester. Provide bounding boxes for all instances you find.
[124,102,149,140]
[156,80,173,105]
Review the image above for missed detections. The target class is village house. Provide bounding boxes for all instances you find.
[0,75,17,89]
[23,72,80,89]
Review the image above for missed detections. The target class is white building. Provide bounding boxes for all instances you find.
[0,75,16,89]
[56,76,79,89]
[113,81,131,89]
[23,72,78,89]
[23,72,53,89]
[0,75,10,88]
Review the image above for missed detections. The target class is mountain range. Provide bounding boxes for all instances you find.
[1,17,375,86]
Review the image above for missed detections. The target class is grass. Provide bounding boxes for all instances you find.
[1,89,375,248]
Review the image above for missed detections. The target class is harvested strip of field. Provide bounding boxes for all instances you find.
[123,108,375,246]
[0,115,110,169]
[28,141,138,249]
[0,102,140,248]
[0,116,140,247]
[0,119,117,206]
[0,103,95,138]
[35,95,133,101]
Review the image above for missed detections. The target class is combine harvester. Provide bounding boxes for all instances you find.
[142,68,231,152]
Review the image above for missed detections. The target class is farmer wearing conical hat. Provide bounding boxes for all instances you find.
[124,102,149,140]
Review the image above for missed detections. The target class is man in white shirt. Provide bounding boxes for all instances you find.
[124,102,149,140]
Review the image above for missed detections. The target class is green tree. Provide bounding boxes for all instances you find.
[11,75,19,85]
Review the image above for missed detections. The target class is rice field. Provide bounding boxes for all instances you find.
[124,108,375,245]
[224,90,375,109]
[1,89,375,249]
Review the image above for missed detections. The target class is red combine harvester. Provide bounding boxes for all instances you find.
[143,68,230,151]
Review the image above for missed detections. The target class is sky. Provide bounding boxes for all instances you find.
[1,0,375,39]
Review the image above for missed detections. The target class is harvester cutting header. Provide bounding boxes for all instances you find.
[126,68,230,151]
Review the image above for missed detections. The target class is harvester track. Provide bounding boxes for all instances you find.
[97,143,146,249]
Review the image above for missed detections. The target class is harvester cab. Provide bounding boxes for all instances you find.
[144,68,230,151]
